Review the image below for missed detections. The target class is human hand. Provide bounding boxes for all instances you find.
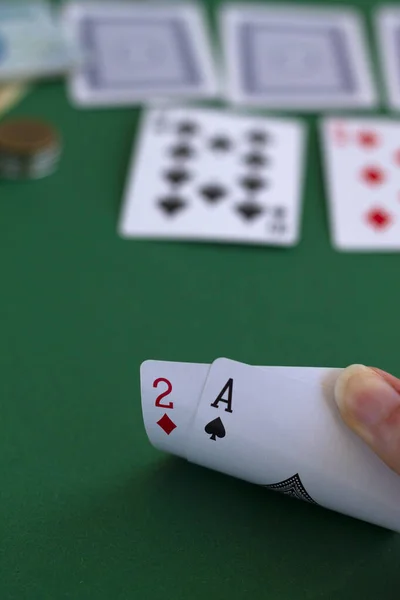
[335,365,400,475]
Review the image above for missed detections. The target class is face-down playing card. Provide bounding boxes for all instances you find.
[63,2,218,106]
[321,117,400,251]
[220,4,377,110]
[119,106,306,246]
[376,7,400,112]
[183,358,400,531]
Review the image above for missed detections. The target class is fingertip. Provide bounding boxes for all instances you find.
[334,365,372,416]
[334,364,400,474]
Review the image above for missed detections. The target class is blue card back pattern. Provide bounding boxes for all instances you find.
[79,16,203,91]
[238,23,356,96]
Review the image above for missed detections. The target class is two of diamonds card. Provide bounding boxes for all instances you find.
[141,358,400,532]
[63,2,218,107]
[119,106,306,247]
[220,4,377,110]
[321,117,400,251]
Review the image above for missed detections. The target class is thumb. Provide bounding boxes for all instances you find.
[334,364,400,475]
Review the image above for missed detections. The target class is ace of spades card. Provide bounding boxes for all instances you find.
[119,106,306,247]
[198,371,316,504]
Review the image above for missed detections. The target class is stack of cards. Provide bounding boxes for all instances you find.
[59,2,400,251]
[141,358,400,532]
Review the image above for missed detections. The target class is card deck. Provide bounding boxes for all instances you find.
[119,105,306,247]
[376,7,400,111]
[220,4,377,110]
[321,117,400,251]
[141,359,400,532]
[63,2,218,107]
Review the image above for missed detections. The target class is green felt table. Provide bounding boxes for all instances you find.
[1,1,400,598]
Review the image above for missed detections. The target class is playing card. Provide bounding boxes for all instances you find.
[376,7,400,111]
[119,106,305,247]
[140,360,209,458]
[184,358,400,532]
[220,4,377,110]
[63,1,218,107]
[321,117,400,251]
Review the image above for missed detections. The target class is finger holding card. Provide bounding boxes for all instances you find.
[183,359,400,532]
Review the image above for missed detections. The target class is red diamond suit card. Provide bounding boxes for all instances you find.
[321,118,400,251]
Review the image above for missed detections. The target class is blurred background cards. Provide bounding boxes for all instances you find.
[63,1,219,107]
[220,4,377,110]
[0,0,79,82]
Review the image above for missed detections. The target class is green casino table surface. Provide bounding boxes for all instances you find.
[1,1,400,598]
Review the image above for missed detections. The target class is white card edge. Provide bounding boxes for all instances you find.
[374,6,400,111]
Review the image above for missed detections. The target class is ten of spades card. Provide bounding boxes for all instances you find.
[119,106,306,247]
